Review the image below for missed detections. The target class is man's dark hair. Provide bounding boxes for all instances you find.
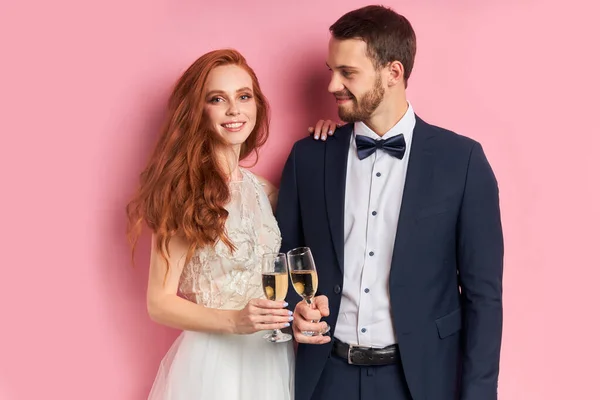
[330,5,417,85]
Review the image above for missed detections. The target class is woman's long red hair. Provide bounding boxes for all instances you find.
[126,49,270,274]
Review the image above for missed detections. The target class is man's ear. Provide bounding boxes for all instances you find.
[387,60,405,87]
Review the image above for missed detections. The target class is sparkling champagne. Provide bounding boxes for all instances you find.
[262,272,289,301]
[290,270,318,300]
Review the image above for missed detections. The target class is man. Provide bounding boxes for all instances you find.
[276,5,503,400]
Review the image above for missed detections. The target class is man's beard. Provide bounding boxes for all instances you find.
[336,75,385,123]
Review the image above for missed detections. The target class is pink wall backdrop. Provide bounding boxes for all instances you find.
[1,0,599,398]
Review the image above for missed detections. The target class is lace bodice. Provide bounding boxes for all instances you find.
[178,169,281,310]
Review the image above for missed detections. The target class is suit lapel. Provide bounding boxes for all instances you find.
[389,115,436,285]
[325,125,352,273]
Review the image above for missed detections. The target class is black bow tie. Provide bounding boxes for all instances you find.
[355,134,406,160]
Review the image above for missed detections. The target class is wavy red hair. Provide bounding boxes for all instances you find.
[126,49,270,275]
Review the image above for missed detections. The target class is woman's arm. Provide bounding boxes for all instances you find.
[146,234,291,334]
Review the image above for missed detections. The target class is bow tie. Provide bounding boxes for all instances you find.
[355,134,406,160]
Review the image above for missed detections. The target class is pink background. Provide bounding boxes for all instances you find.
[1,0,599,399]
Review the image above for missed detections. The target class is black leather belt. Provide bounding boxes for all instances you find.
[332,338,399,366]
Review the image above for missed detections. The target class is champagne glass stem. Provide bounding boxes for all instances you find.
[304,297,330,336]
[305,298,317,322]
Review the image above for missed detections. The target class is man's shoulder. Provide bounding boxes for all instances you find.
[292,124,353,153]
[417,116,481,153]
[293,135,324,150]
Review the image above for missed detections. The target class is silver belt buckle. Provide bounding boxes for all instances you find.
[347,344,369,365]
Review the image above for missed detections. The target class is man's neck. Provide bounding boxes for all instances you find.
[363,99,409,137]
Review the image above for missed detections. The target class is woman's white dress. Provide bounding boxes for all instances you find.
[148,169,294,399]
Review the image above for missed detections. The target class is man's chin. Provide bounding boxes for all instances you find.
[337,110,359,123]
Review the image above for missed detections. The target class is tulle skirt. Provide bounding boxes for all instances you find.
[148,330,294,399]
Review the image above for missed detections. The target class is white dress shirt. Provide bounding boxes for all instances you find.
[334,102,416,347]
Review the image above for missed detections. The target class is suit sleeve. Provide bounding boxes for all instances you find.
[457,142,504,400]
[276,143,305,307]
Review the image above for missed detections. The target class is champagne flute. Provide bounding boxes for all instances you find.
[261,252,292,343]
[287,247,330,336]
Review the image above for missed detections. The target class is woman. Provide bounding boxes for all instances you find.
[126,49,337,399]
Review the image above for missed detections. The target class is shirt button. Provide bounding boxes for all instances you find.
[372,211,377,216]
[361,328,367,333]
[376,172,381,177]
[364,288,370,293]
[334,285,341,294]
[369,251,374,256]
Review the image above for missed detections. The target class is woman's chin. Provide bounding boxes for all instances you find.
[218,130,252,147]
